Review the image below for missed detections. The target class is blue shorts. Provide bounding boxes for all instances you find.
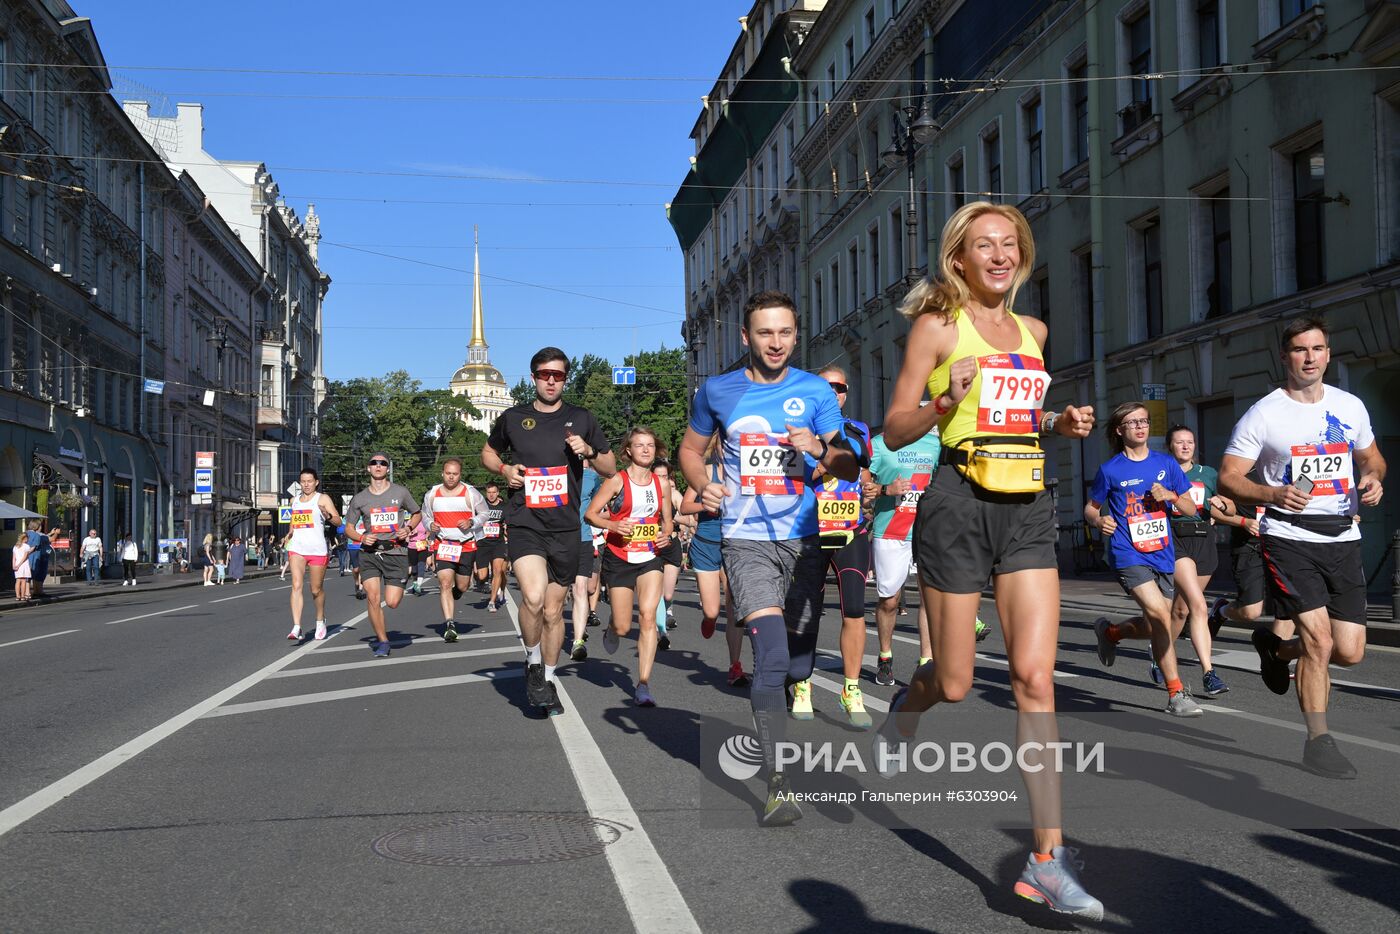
[690,535,722,573]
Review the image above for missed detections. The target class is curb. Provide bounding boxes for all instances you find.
[0,567,285,618]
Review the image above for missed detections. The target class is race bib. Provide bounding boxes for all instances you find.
[524,466,569,508]
[368,508,399,534]
[289,509,315,529]
[1128,511,1170,553]
[1290,443,1352,496]
[976,354,1050,434]
[483,520,502,539]
[1173,482,1206,516]
[739,433,804,496]
[626,523,659,554]
[435,540,471,562]
[816,491,861,532]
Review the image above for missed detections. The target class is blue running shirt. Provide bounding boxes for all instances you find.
[689,368,843,541]
[1089,450,1191,574]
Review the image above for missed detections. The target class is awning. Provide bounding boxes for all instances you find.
[0,501,45,521]
[33,453,85,488]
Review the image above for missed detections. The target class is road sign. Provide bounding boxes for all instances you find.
[1141,383,1168,445]
[194,468,213,494]
[195,451,214,469]
[190,493,211,505]
[612,366,636,386]
[142,378,165,395]
[278,506,293,525]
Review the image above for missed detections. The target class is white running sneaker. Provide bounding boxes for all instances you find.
[203,581,215,587]
[314,621,328,640]
[287,628,301,641]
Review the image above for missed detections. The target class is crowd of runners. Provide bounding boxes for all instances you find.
[272,201,1384,924]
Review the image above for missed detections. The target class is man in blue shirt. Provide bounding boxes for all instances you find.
[1085,402,1201,717]
[678,289,859,827]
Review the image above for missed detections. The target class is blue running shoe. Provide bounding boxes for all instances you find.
[372,641,390,658]
[1148,662,1163,685]
[1202,669,1229,696]
[1014,846,1104,920]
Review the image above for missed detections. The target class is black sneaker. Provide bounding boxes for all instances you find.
[587,612,602,628]
[541,679,565,717]
[759,772,802,827]
[355,588,367,601]
[443,621,458,643]
[1093,617,1117,668]
[525,663,549,708]
[1302,733,1357,780]
[667,609,677,630]
[658,633,671,652]
[1207,597,1228,638]
[570,639,588,661]
[874,656,895,686]
[1251,628,1291,695]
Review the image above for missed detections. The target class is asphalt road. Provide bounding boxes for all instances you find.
[1,569,1397,933]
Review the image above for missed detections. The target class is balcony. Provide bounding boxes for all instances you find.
[258,324,286,343]
[257,405,288,430]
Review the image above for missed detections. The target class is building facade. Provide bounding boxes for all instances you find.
[0,0,170,574]
[675,0,1400,580]
[449,229,510,433]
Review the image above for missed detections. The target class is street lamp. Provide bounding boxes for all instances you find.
[881,99,941,287]
[207,319,229,545]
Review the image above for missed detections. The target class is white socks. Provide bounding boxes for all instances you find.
[525,643,542,665]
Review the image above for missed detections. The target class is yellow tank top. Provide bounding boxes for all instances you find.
[926,310,1049,448]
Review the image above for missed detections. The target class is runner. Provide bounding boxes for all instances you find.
[651,457,685,650]
[569,460,604,661]
[865,419,939,685]
[284,467,344,642]
[1208,491,1273,636]
[787,367,877,728]
[1152,425,1233,695]
[1219,316,1385,779]
[406,518,430,596]
[586,427,674,706]
[678,289,857,827]
[680,434,749,687]
[422,458,489,642]
[1086,403,1203,718]
[474,481,509,611]
[343,521,365,599]
[482,347,616,717]
[871,203,1102,919]
[344,452,421,658]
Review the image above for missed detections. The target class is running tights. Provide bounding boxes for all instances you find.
[747,612,790,774]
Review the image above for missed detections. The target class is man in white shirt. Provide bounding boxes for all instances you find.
[1220,316,1386,780]
[80,529,104,585]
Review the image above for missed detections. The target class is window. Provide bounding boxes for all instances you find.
[24,68,36,123]
[845,38,855,76]
[828,259,840,330]
[1022,95,1044,193]
[784,121,796,180]
[1379,89,1400,263]
[908,54,926,110]
[257,449,274,496]
[1134,217,1164,339]
[827,63,837,99]
[1293,142,1326,289]
[261,364,275,406]
[1207,189,1232,318]
[769,143,779,199]
[812,273,824,334]
[1030,268,1052,365]
[947,151,966,214]
[865,7,876,46]
[890,204,904,282]
[982,126,1002,202]
[870,349,885,424]
[867,224,880,298]
[754,164,765,218]
[1123,8,1154,131]
[1069,61,1089,166]
[1280,0,1319,22]
[1197,0,1221,70]
[1074,246,1094,362]
[848,243,860,310]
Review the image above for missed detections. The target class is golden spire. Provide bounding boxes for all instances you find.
[469,225,487,349]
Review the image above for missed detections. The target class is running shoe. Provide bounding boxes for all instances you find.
[286,627,300,641]
[587,612,602,628]
[666,608,677,630]
[1148,662,1164,686]
[488,600,498,613]
[789,680,814,720]
[1207,597,1229,638]
[1093,617,1117,667]
[314,621,328,641]
[759,772,802,828]
[443,621,458,643]
[541,679,565,718]
[701,616,717,639]
[355,588,367,600]
[1165,688,1203,718]
[1302,733,1357,780]
[372,641,390,658]
[727,661,750,688]
[839,685,873,729]
[874,655,896,686]
[525,663,549,707]
[1251,627,1291,695]
[1013,846,1104,921]
[495,593,507,609]
[603,627,620,655]
[635,683,656,707]
[658,633,671,652]
[974,617,990,642]
[871,687,910,779]
[1201,669,1230,696]
[570,639,588,661]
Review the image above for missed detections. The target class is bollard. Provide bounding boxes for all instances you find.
[1393,530,1400,623]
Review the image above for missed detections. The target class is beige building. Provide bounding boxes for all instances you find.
[676,0,1400,580]
[449,230,510,434]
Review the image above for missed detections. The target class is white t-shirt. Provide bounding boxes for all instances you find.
[121,540,140,561]
[81,536,103,558]
[1224,385,1374,543]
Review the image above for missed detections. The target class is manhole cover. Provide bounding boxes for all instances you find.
[371,813,629,867]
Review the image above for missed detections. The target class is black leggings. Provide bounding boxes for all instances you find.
[123,559,136,582]
[826,530,871,619]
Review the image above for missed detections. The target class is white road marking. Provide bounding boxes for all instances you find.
[0,629,81,650]
[269,644,520,677]
[504,594,700,934]
[311,628,517,654]
[1209,706,1400,755]
[808,670,890,713]
[0,609,365,839]
[104,604,200,625]
[210,590,263,603]
[205,669,525,717]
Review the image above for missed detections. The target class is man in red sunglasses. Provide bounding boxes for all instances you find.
[482,346,617,717]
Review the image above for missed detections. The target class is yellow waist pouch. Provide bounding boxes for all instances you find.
[947,436,1045,495]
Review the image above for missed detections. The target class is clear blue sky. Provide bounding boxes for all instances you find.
[82,1,745,388]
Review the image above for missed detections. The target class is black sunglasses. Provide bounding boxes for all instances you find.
[368,459,390,467]
[828,381,849,394]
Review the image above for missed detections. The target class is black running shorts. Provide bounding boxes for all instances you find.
[576,541,596,579]
[1171,522,1219,577]
[657,538,684,569]
[1260,535,1366,624]
[601,547,663,590]
[508,526,580,587]
[914,465,1056,594]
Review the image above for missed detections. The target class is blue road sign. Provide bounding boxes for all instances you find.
[278,506,293,525]
[194,468,213,494]
[612,366,636,386]
[142,378,165,395]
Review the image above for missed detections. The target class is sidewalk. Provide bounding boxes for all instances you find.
[0,565,285,617]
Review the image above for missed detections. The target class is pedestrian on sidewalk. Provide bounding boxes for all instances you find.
[25,520,52,599]
[120,533,139,586]
[215,537,228,585]
[80,529,104,585]
[12,536,33,602]
[202,534,215,586]
[228,536,246,583]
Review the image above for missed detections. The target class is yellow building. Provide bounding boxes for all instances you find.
[449,229,511,433]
